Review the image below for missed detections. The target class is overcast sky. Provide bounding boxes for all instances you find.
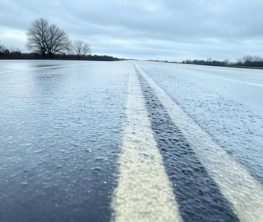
[0,0,263,61]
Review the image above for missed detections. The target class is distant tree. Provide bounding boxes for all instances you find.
[224,59,230,65]
[10,48,22,56]
[0,43,6,55]
[3,49,10,55]
[27,18,70,58]
[72,40,91,59]
[237,55,263,67]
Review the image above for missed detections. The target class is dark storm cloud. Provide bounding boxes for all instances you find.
[0,0,263,60]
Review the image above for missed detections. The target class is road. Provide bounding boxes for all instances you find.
[0,60,263,222]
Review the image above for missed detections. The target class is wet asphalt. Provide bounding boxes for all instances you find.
[137,61,263,185]
[138,72,239,222]
[0,61,127,222]
[0,60,262,221]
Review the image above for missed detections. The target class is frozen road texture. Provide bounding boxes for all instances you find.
[138,61,263,184]
[0,60,263,222]
[0,60,128,222]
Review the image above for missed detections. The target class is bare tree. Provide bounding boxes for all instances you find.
[46,24,70,57]
[27,18,49,57]
[27,18,70,58]
[72,40,91,59]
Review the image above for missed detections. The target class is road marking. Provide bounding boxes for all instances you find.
[0,63,85,74]
[135,63,263,222]
[112,65,182,222]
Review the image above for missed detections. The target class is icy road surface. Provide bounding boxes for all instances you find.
[0,60,263,222]
[138,61,263,183]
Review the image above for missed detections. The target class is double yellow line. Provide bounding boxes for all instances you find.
[112,63,182,222]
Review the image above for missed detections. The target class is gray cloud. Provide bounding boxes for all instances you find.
[0,0,263,60]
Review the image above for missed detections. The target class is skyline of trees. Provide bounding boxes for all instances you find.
[182,56,263,68]
[0,42,22,56]
[2,37,263,66]
[1,18,263,66]
[0,40,118,61]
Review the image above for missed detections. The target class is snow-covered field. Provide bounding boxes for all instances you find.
[0,60,262,222]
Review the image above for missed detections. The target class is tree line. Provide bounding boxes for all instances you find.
[182,56,263,68]
[0,45,22,57]
[0,18,120,61]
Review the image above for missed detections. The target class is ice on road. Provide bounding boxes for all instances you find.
[138,61,263,184]
[0,60,263,222]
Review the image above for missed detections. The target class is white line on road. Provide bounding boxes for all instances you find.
[135,63,263,222]
[112,65,182,222]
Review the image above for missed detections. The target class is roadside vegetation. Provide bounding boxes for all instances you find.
[182,56,263,68]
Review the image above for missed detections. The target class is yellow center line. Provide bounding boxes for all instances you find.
[111,64,182,222]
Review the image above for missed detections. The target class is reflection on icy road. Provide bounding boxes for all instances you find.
[0,61,128,222]
[0,60,263,222]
